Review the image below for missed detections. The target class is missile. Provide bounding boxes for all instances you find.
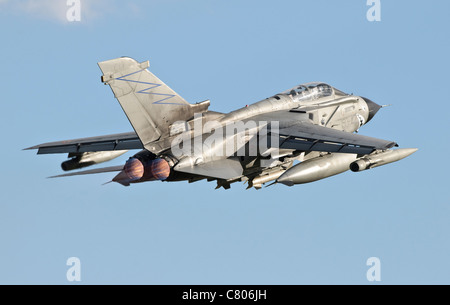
[350,148,418,172]
[277,153,357,186]
[61,150,128,171]
[249,170,286,189]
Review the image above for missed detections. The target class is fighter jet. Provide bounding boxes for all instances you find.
[25,57,417,189]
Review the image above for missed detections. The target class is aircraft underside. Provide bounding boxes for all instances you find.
[26,57,417,190]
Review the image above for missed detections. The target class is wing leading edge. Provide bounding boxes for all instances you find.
[25,132,142,154]
[271,122,397,155]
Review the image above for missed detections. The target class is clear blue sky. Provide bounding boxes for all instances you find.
[1,0,449,284]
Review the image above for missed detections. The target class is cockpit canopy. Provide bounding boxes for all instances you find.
[280,82,348,102]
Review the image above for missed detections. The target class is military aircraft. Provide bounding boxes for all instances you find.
[25,57,417,189]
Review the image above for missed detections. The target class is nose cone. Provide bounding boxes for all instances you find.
[276,172,295,187]
[362,97,382,123]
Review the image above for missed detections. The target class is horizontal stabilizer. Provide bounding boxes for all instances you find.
[48,165,124,178]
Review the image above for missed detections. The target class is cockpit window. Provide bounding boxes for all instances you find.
[282,83,333,101]
[289,85,308,97]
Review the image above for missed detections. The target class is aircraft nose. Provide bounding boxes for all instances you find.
[362,97,382,123]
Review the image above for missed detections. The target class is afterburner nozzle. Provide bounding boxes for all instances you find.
[113,158,144,186]
[112,157,170,186]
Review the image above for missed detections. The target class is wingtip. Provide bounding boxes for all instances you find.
[23,146,37,151]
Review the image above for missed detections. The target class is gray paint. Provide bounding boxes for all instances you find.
[26,57,418,189]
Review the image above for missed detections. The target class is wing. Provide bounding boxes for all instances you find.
[25,132,142,154]
[271,122,397,155]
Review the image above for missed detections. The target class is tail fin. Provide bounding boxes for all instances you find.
[98,57,206,151]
